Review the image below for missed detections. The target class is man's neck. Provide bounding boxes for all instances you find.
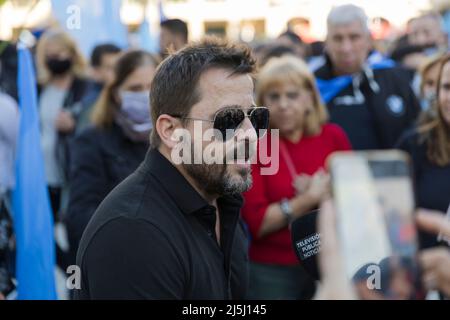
[158,146,218,205]
[332,66,361,77]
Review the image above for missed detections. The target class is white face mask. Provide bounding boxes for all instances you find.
[420,91,436,111]
[119,90,152,128]
[116,90,152,141]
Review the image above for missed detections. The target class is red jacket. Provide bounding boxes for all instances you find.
[242,123,352,265]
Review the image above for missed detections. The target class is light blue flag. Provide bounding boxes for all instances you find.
[138,17,159,54]
[51,0,128,57]
[12,44,57,300]
[159,0,167,23]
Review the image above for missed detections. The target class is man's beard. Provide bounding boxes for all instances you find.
[182,144,253,197]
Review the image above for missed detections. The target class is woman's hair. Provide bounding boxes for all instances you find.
[35,28,86,85]
[418,53,450,166]
[91,50,159,129]
[256,55,328,136]
[418,52,445,97]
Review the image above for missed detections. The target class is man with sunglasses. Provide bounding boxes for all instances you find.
[74,38,269,299]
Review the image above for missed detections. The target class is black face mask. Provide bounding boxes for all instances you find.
[45,58,73,75]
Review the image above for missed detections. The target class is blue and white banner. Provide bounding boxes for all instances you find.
[12,44,57,300]
[51,0,128,57]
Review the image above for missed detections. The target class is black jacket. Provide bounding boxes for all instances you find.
[74,149,249,299]
[65,124,148,265]
[314,56,421,150]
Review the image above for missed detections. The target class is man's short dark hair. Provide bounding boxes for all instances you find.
[90,43,121,67]
[260,44,296,66]
[150,37,256,147]
[160,19,189,43]
[278,30,304,45]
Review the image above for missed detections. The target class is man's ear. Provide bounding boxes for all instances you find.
[174,35,185,50]
[155,114,183,149]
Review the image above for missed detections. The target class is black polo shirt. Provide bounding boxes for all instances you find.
[73,148,249,299]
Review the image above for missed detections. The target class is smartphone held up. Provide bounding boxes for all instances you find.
[328,150,425,300]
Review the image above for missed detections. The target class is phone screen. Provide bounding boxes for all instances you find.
[331,152,424,299]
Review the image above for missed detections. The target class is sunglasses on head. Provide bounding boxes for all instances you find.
[170,106,269,141]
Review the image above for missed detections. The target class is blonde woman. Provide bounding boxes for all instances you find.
[398,53,450,250]
[241,56,351,299]
[35,29,88,222]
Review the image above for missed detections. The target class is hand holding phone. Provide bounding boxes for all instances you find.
[328,150,424,300]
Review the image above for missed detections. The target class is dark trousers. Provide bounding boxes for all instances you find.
[48,186,70,272]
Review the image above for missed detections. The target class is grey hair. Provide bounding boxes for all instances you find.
[327,4,370,34]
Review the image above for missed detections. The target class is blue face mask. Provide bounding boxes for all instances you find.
[116,90,152,142]
[118,90,152,130]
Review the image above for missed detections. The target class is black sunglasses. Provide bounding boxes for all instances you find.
[170,106,269,141]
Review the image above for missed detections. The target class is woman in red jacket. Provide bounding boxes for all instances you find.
[242,55,351,299]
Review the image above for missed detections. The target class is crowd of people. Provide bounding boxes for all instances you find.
[0,3,450,300]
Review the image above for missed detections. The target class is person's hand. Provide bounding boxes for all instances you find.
[0,293,4,300]
[293,174,311,195]
[416,210,450,297]
[420,248,450,296]
[314,199,356,300]
[305,169,330,204]
[55,110,75,134]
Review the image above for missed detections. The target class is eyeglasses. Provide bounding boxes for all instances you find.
[170,106,269,141]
